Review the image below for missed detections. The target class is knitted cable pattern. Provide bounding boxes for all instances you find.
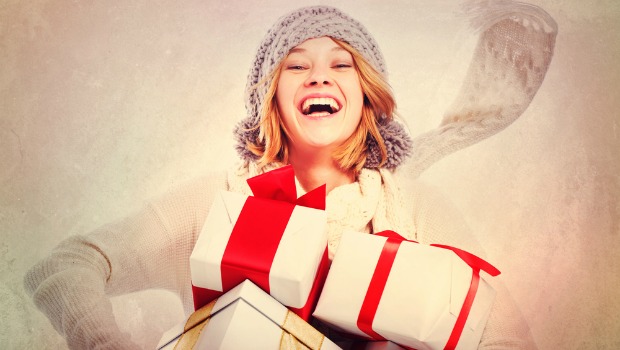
[404,0,557,177]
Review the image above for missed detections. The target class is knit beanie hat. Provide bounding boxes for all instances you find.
[233,5,412,169]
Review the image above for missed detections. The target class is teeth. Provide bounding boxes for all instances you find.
[301,97,340,114]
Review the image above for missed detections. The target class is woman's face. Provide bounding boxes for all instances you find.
[276,37,364,155]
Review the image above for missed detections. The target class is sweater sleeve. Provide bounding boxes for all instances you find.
[23,172,227,349]
[409,180,538,349]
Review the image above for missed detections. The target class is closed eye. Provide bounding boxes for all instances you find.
[286,65,307,71]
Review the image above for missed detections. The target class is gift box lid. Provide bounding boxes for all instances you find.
[158,280,340,349]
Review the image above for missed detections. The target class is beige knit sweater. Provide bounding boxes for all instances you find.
[24,162,537,349]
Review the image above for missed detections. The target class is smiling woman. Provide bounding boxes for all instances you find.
[246,38,405,184]
[22,3,558,349]
[276,37,366,192]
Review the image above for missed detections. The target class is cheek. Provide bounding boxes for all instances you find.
[275,96,293,126]
[275,76,297,111]
[275,88,290,120]
[345,77,364,110]
[349,88,364,120]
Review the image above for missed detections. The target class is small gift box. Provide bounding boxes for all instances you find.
[157,280,341,350]
[313,231,500,350]
[191,165,329,320]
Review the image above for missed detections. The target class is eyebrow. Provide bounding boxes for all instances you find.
[287,46,348,55]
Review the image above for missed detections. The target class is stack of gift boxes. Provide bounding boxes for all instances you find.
[157,166,500,350]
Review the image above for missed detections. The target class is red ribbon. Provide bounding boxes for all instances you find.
[246,165,326,210]
[356,230,500,350]
[220,165,326,297]
[357,235,401,341]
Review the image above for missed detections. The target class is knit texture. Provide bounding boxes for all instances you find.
[24,163,537,349]
[404,0,557,177]
[233,5,413,169]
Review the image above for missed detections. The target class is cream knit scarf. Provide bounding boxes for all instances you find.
[226,162,415,258]
[404,1,557,177]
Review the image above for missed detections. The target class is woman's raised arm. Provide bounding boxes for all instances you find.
[24,171,227,349]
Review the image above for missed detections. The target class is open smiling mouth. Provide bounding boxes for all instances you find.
[301,97,341,117]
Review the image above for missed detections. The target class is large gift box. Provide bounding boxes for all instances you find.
[313,231,500,350]
[191,165,329,320]
[157,280,341,349]
[338,341,405,350]
[352,341,405,350]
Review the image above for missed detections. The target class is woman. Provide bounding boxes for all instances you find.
[25,4,555,349]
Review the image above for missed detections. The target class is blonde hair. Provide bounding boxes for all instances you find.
[247,37,396,173]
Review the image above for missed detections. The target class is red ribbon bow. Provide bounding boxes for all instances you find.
[221,165,326,293]
[246,164,326,210]
[356,230,500,350]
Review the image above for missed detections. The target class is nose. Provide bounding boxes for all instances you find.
[304,66,332,87]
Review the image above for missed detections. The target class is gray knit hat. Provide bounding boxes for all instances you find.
[234,5,412,169]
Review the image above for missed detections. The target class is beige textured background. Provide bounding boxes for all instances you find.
[1,0,618,349]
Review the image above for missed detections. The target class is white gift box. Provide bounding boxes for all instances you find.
[343,341,405,350]
[190,190,327,309]
[157,280,341,350]
[313,231,497,350]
